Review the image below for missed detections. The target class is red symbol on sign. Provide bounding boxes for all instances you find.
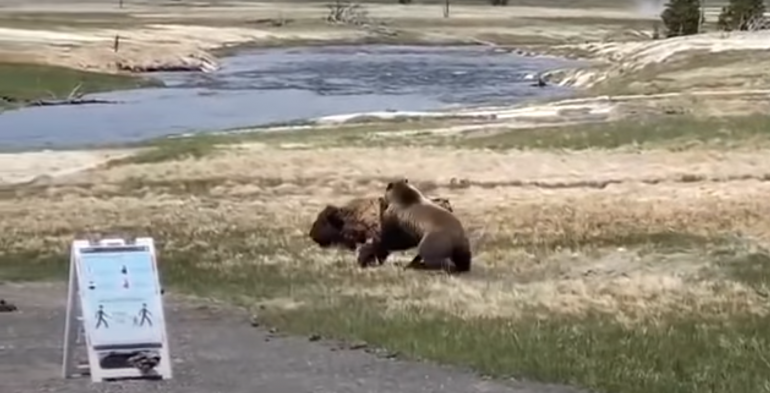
[121,265,130,289]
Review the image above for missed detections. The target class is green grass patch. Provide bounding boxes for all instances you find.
[265,303,770,393]
[715,245,770,293]
[0,62,159,107]
[108,137,222,166]
[0,12,144,29]
[104,118,478,163]
[589,50,770,95]
[97,114,770,162]
[450,115,770,150]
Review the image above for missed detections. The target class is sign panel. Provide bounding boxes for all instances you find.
[62,238,172,383]
[77,250,165,349]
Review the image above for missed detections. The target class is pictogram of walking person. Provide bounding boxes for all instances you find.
[95,304,110,329]
[136,303,153,327]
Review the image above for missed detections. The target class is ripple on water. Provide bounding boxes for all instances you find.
[0,45,579,150]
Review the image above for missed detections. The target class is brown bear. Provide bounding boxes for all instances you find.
[308,195,453,266]
[368,178,472,274]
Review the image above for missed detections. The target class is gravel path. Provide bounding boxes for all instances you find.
[0,282,587,393]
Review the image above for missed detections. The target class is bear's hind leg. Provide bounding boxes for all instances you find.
[450,244,472,273]
[414,232,453,273]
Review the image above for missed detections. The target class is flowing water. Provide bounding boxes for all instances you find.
[0,45,578,150]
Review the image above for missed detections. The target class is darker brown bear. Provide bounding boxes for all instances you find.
[371,179,472,274]
[308,196,454,266]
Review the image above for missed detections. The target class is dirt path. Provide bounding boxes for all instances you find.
[0,282,586,393]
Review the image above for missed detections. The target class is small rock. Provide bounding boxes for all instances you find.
[268,328,278,334]
[264,337,271,342]
[308,334,322,342]
[348,341,368,350]
[249,315,260,327]
[382,351,400,359]
[0,299,18,312]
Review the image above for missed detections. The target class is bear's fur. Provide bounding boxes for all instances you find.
[370,178,472,274]
[308,196,453,266]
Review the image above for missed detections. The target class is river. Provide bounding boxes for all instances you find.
[0,45,578,150]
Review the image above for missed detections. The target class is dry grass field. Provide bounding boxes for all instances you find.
[2,115,770,393]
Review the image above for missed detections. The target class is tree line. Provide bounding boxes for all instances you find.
[395,0,765,35]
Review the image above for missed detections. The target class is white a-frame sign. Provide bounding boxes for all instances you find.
[62,237,173,382]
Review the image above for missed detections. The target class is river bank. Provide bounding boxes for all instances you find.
[0,1,656,83]
[4,2,770,200]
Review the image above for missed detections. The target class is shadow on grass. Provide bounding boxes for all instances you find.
[715,245,770,294]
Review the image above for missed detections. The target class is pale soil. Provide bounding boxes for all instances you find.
[551,31,770,88]
[0,1,653,73]
[2,145,768,326]
[0,149,134,185]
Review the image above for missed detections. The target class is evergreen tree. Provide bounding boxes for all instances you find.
[660,0,702,37]
[718,0,766,31]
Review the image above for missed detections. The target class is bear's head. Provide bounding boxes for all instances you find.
[385,178,424,207]
[308,205,357,250]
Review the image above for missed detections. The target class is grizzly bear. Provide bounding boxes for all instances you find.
[369,178,472,274]
[308,195,453,266]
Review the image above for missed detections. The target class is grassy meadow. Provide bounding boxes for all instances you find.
[1,114,770,393]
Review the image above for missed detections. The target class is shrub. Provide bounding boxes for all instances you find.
[718,0,766,31]
[660,0,702,37]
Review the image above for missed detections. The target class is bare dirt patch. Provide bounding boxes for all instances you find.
[0,149,134,185]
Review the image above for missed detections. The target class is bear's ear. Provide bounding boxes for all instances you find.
[377,197,389,213]
[385,178,408,191]
[431,198,453,212]
[320,205,344,228]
